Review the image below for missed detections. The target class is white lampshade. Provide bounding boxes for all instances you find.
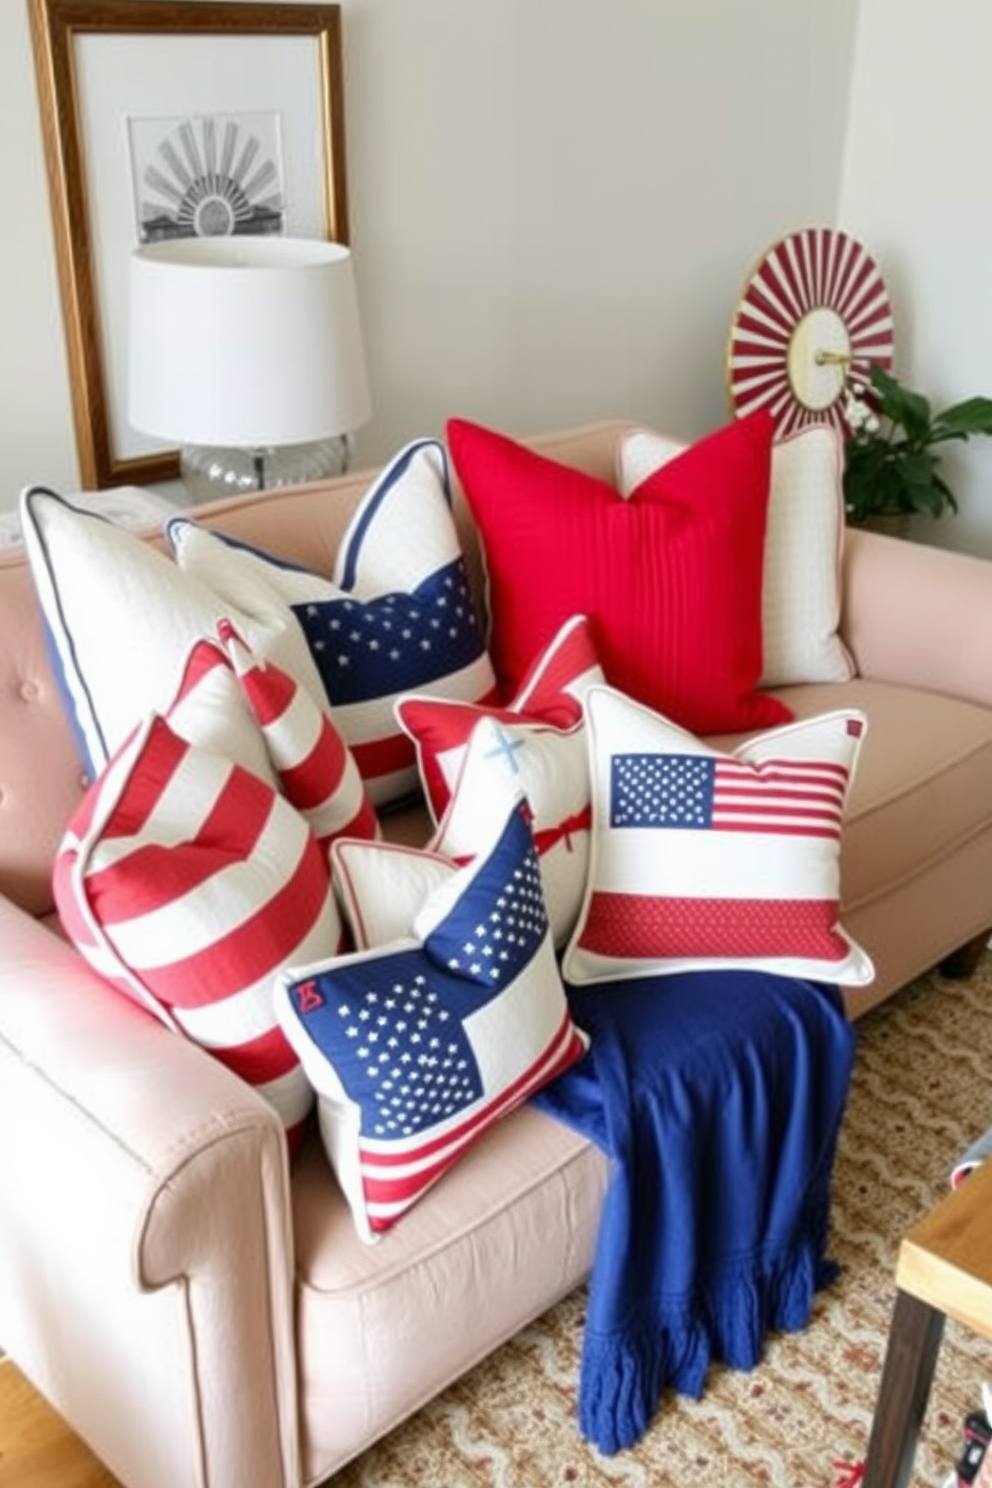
[128,236,371,449]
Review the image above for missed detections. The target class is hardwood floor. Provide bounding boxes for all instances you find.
[0,1359,121,1488]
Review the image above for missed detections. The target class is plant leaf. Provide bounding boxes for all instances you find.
[869,365,931,440]
[931,397,992,440]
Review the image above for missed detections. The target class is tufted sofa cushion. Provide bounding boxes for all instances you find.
[0,554,90,916]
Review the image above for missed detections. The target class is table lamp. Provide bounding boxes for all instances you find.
[128,236,371,501]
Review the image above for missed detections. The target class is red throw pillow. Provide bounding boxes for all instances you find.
[446,413,793,736]
[395,613,602,821]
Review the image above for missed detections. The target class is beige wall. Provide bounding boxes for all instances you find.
[0,0,80,499]
[840,0,992,557]
[2,0,857,508]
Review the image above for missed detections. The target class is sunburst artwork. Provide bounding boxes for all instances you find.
[128,111,286,242]
[728,227,895,437]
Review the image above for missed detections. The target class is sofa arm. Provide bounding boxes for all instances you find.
[0,898,299,1488]
[841,527,992,707]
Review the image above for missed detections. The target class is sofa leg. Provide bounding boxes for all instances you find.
[939,931,991,980]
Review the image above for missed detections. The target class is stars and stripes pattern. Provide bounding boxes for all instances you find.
[293,554,497,795]
[563,687,874,988]
[297,560,483,707]
[168,438,497,806]
[610,752,849,839]
[397,615,603,948]
[277,798,588,1239]
[433,712,594,949]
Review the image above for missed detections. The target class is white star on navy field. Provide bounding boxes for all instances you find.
[335,974,480,1137]
[443,848,546,983]
[611,753,715,828]
[292,559,483,703]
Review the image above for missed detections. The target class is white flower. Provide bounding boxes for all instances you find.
[844,389,881,436]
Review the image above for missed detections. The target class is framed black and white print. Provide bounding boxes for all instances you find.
[127,109,289,243]
[29,0,348,488]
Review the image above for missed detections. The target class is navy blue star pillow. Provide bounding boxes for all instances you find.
[276,791,589,1241]
[168,439,497,807]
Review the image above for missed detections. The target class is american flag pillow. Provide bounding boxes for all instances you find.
[396,613,603,821]
[218,619,380,854]
[563,686,874,987]
[275,793,589,1241]
[168,439,497,807]
[53,716,347,1151]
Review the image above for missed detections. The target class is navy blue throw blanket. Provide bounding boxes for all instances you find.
[530,969,857,1454]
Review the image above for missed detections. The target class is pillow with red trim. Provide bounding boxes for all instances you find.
[395,613,603,821]
[168,439,498,807]
[446,413,793,737]
[53,716,346,1151]
[275,792,589,1241]
[332,836,456,950]
[616,423,854,687]
[431,712,593,948]
[218,619,380,853]
[562,685,874,988]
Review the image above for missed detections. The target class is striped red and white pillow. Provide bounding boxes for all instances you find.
[395,618,603,947]
[53,715,346,1150]
[154,630,278,784]
[563,686,875,988]
[218,619,379,853]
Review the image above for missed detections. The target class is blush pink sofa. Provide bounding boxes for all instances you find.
[3,420,992,1488]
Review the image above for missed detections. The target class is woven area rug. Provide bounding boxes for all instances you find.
[332,958,992,1488]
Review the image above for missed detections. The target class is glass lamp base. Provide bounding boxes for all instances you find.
[179,436,351,503]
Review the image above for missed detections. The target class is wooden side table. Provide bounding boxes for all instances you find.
[864,1152,992,1487]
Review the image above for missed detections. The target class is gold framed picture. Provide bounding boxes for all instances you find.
[30,0,349,488]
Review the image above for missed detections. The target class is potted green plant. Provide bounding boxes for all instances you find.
[843,365,992,530]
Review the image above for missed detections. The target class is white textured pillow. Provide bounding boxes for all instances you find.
[332,837,455,949]
[616,425,854,687]
[19,487,326,777]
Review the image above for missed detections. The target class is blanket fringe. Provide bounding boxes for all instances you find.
[579,1230,832,1454]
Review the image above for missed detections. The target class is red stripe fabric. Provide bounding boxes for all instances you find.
[219,621,380,851]
[359,1016,587,1226]
[580,891,847,962]
[125,836,332,1009]
[52,714,346,1141]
